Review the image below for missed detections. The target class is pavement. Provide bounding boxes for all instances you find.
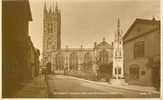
[12,74,48,98]
[47,75,160,98]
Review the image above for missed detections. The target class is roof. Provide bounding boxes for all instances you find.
[96,40,113,49]
[26,0,32,21]
[123,18,160,40]
[60,48,93,52]
[8,0,32,21]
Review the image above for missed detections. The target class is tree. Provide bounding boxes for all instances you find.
[97,62,113,81]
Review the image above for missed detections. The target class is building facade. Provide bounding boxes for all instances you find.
[123,18,160,86]
[51,39,113,75]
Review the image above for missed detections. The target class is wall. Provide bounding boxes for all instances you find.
[2,0,32,97]
[124,29,160,86]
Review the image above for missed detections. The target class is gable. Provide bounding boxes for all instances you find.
[123,20,160,42]
[96,41,113,49]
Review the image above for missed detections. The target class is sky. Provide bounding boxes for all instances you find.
[29,0,160,58]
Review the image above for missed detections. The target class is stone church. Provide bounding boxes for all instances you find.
[42,2,113,74]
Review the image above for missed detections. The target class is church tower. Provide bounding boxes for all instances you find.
[112,18,124,79]
[43,1,61,65]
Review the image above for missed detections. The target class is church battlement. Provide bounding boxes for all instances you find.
[44,1,60,15]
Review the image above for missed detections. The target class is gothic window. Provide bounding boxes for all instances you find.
[118,68,121,74]
[69,52,78,71]
[53,23,56,32]
[56,53,64,70]
[134,41,144,58]
[48,23,50,33]
[47,39,50,49]
[84,52,92,71]
[99,49,108,64]
[48,23,53,33]
[115,50,117,56]
[119,50,121,56]
[50,23,53,33]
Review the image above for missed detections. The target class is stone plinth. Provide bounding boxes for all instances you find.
[110,79,128,86]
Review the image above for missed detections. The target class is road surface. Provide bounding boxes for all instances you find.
[47,75,160,98]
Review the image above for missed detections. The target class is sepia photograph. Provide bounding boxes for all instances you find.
[2,0,161,98]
